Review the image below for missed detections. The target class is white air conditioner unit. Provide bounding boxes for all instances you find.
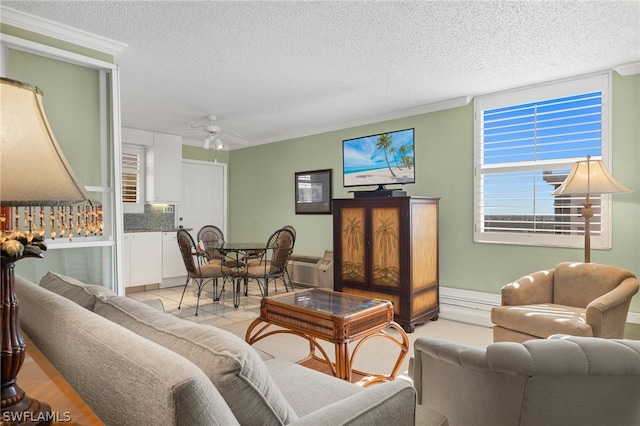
[288,251,333,289]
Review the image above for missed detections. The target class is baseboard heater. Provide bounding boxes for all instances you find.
[287,251,334,289]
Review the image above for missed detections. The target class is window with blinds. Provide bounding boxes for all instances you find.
[474,73,612,248]
[122,144,145,213]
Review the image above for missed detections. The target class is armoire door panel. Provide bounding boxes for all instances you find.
[371,206,401,288]
[339,207,367,283]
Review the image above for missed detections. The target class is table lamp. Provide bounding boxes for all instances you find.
[1,77,102,422]
[551,155,631,263]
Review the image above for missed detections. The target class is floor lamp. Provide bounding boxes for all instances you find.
[551,155,631,263]
[1,78,102,424]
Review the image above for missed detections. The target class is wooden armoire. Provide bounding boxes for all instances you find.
[332,196,439,332]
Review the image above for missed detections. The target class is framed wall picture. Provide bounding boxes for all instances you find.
[295,169,332,214]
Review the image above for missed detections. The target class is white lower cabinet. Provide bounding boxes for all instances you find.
[124,232,162,288]
[162,232,187,287]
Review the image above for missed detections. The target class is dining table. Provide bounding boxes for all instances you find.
[217,242,265,308]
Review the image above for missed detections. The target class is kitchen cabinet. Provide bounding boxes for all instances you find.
[146,132,182,203]
[124,232,162,288]
[162,231,186,285]
[332,196,440,332]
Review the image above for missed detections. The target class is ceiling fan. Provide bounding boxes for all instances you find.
[189,115,248,150]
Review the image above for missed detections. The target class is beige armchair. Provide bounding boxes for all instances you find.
[491,262,638,343]
[409,335,640,426]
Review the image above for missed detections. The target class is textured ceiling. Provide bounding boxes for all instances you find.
[2,1,639,149]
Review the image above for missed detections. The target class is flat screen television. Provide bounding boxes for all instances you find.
[342,128,415,191]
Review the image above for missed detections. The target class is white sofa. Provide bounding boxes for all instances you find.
[16,272,416,426]
[409,335,640,426]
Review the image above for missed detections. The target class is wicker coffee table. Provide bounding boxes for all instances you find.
[245,288,409,386]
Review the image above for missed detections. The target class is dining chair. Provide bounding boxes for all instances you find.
[177,229,225,315]
[197,225,230,299]
[245,227,296,297]
[220,249,249,308]
[245,225,297,293]
[197,225,226,262]
[281,225,297,291]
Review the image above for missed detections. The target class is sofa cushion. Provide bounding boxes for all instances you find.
[265,358,362,417]
[39,271,115,310]
[94,294,298,426]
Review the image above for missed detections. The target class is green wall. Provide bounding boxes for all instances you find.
[182,144,229,164]
[8,49,102,186]
[229,72,640,315]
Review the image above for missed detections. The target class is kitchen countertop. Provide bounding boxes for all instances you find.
[124,227,192,233]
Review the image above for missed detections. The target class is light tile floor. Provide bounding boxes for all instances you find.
[126,279,291,327]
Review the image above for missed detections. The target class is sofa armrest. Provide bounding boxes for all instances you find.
[288,379,415,426]
[410,337,530,426]
[411,338,489,404]
[586,276,640,337]
[501,268,555,306]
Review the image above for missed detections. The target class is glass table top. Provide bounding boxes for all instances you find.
[270,289,386,316]
[218,242,265,250]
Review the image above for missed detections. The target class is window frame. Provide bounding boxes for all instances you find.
[473,72,613,249]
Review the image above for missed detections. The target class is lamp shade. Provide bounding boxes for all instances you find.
[551,156,632,196]
[0,77,92,206]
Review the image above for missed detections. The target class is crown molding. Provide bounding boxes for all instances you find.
[253,96,473,146]
[613,62,640,76]
[1,6,127,56]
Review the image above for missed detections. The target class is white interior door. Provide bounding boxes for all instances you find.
[178,160,227,239]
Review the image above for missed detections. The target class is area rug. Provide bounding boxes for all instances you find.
[220,318,493,376]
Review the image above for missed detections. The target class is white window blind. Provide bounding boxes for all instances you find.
[474,73,612,248]
[122,144,145,213]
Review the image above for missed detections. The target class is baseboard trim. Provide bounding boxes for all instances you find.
[439,287,499,328]
[439,287,640,327]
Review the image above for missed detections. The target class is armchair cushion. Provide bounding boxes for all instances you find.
[491,303,592,338]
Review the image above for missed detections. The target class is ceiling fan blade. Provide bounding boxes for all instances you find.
[189,114,218,129]
[189,119,207,129]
